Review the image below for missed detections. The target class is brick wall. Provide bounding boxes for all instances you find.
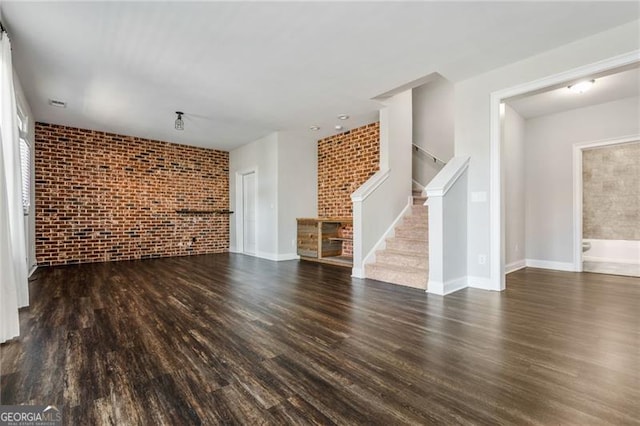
[317,122,380,256]
[35,123,229,266]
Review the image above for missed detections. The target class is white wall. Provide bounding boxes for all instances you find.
[412,76,454,186]
[442,169,468,285]
[525,96,640,264]
[229,129,318,261]
[454,19,639,288]
[277,130,317,258]
[353,89,412,277]
[502,104,526,270]
[229,133,279,259]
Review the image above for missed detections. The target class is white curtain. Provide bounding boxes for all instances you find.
[0,32,28,343]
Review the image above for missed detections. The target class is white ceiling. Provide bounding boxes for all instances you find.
[2,2,639,150]
[507,66,640,119]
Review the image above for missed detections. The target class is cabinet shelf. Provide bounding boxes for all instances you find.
[297,218,353,267]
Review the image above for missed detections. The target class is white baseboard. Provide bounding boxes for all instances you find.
[467,275,497,291]
[526,259,576,272]
[583,256,640,265]
[351,267,365,279]
[505,259,526,274]
[275,253,300,261]
[28,265,37,277]
[428,276,468,296]
[427,280,445,295]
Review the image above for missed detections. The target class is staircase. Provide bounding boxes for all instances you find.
[365,191,429,289]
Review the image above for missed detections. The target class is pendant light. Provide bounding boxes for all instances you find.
[175,111,184,130]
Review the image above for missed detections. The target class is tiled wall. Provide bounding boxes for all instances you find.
[317,122,380,256]
[583,141,639,240]
[35,123,229,266]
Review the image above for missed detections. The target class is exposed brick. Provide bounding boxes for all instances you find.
[317,122,379,256]
[35,122,229,266]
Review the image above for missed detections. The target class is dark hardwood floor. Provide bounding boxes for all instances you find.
[1,254,639,425]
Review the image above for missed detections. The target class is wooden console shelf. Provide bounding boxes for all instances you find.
[297,217,353,267]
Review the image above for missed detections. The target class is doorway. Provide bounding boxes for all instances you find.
[574,137,640,277]
[241,171,256,255]
[490,52,639,290]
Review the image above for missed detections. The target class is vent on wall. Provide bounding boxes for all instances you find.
[48,99,67,108]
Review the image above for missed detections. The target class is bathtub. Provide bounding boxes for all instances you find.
[583,239,640,264]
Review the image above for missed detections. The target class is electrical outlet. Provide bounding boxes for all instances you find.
[478,254,486,265]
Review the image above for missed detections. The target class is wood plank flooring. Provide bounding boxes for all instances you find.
[1,254,639,425]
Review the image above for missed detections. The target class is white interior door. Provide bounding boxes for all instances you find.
[242,172,256,255]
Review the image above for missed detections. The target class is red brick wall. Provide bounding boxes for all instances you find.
[35,123,229,266]
[317,122,380,256]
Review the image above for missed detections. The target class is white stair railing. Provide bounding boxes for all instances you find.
[424,156,470,295]
[412,143,447,167]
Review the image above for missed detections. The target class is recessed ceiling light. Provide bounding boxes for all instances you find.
[337,114,349,120]
[309,125,320,131]
[568,80,595,94]
[334,125,343,131]
[48,99,66,108]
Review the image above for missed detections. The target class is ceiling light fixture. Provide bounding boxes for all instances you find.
[337,114,349,120]
[568,80,595,94]
[310,125,320,131]
[334,125,343,131]
[48,99,66,108]
[175,111,184,130]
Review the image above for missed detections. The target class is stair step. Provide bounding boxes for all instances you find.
[413,196,427,205]
[386,237,428,253]
[375,249,428,268]
[395,225,428,240]
[411,204,428,214]
[402,216,429,227]
[365,263,427,289]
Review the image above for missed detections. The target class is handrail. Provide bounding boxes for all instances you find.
[425,156,470,197]
[412,143,447,166]
[351,169,390,203]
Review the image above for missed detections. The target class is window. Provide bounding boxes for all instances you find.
[17,108,30,214]
[19,138,30,213]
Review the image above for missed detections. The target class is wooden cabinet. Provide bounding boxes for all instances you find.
[297,218,352,267]
[296,219,319,258]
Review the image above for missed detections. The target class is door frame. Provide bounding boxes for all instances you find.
[489,51,639,290]
[572,134,640,272]
[235,168,258,255]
